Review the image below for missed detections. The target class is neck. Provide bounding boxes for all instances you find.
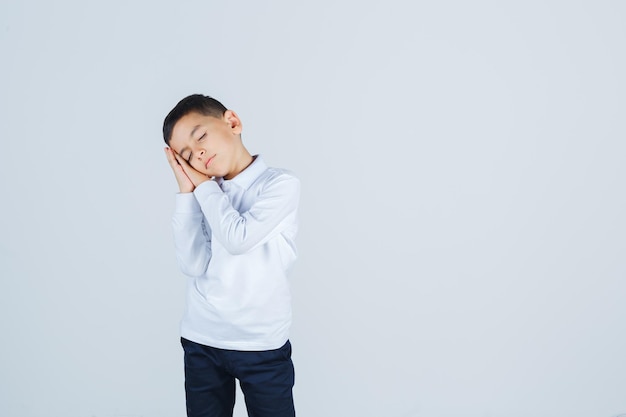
[224,148,254,180]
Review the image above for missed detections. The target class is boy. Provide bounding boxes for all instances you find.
[162,94,299,417]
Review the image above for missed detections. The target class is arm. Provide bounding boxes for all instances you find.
[171,193,212,277]
[193,174,300,255]
[165,147,212,277]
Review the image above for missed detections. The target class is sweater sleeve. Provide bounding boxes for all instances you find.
[193,174,300,255]
[171,192,212,277]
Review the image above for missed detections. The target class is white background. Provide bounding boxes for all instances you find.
[1,1,625,416]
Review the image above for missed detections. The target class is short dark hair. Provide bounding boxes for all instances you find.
[163,94,228,144]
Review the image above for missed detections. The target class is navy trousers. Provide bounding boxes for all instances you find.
[181,338,296,417]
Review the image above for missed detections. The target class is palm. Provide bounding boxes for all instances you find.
[178,159,210,187]
[165,147,195,192]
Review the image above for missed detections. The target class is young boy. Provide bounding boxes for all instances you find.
[162,94,299,417]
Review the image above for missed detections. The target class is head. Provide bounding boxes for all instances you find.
[163,94,250,179]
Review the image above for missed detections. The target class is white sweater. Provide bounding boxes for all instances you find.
[172,156,300,350]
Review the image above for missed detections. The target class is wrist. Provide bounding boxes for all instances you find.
[194,176,212,187]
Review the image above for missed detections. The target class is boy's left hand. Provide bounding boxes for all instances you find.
[172,151,212,187]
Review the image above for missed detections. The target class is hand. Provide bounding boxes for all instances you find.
[172,150,213,188]
[164,147,196,193]
[164,147,212,192]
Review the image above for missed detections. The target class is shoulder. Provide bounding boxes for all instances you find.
[257,167,300,194]
[264,167,299,182]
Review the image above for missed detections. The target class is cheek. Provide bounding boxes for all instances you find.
[190,160,207,174]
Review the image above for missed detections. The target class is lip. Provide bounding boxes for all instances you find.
[205,155,216,168]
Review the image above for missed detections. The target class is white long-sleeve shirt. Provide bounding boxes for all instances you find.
[171,155,300,350]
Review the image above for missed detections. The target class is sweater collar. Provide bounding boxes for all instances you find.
[217,155,266,190]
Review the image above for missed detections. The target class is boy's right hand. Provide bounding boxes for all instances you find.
[165,147,195,193]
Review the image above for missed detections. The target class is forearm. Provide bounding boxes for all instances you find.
[172,193,212,277]
[193,176,299,255]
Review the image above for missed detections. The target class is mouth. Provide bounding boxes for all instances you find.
[205,155,216,169]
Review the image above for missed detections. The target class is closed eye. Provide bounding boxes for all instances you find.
[198,133,206,142]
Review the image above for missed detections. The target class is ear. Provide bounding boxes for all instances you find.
[224,110,243,135]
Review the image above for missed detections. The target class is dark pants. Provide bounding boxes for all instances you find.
[181,338,296,417]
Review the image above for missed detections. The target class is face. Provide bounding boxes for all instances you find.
[168,110,243,178]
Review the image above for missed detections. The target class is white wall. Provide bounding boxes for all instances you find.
[1,1,625,416]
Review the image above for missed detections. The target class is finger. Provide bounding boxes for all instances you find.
[173,153,193,173]
[165,150,189,177]
[164,147,175,161]
[164,148,180,168]
[173,151,187,165]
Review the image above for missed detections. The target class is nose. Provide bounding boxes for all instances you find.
[198,149,205,158]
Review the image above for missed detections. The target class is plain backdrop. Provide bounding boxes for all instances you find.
[1,1,625,416]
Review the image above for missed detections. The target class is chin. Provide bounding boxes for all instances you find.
[208,167,227,178]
